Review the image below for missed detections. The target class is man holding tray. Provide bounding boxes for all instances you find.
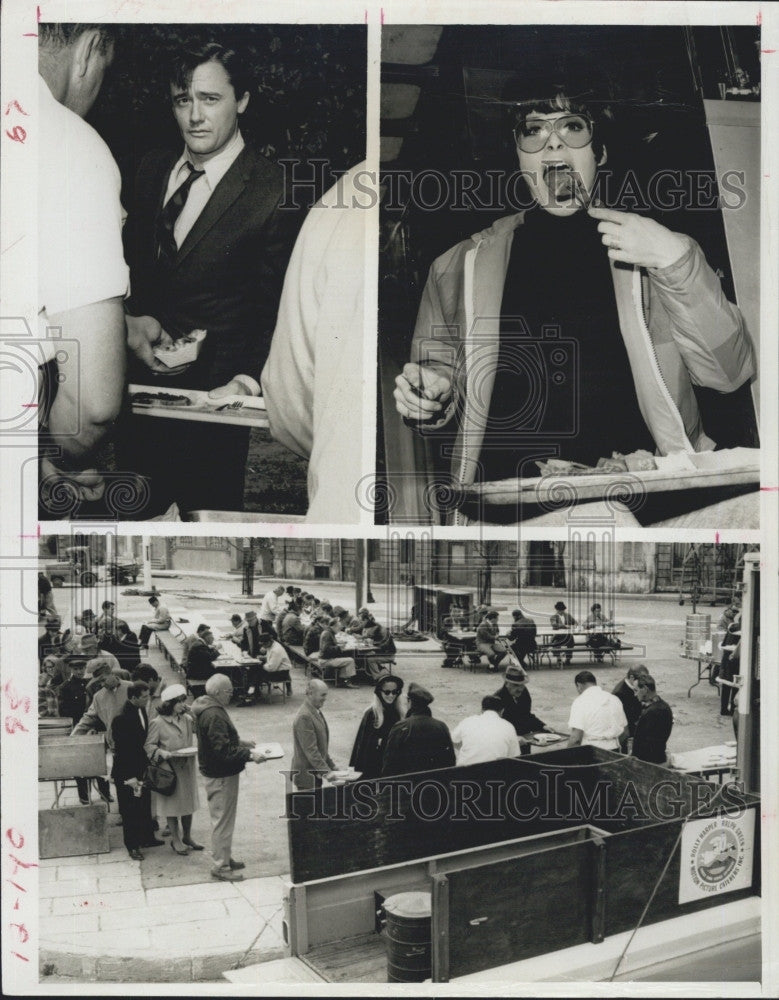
[393,79,756,522]
[119,41,300,516]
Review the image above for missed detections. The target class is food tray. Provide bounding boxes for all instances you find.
[256,742,285,760]
[466,448,760,505]
[169,746,198,757]
[129,384,268,429]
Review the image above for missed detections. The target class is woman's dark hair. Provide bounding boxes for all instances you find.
[168,41,251,101]
[509,89,612,161]
[156,696,184,716]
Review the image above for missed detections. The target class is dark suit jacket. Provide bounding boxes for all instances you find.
[123,144,300,389]
[382,710,455,776]
[493,684,546,736]
[111,700,150,781]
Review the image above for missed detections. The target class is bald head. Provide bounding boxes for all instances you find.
[206,673,233,705]
[306,678,328,709]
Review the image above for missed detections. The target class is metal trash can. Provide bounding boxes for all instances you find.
[384,891,431,983]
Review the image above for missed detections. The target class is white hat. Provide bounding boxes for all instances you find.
[160,683,187,703]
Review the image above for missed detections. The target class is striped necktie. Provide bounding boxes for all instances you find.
[157,162,205,263]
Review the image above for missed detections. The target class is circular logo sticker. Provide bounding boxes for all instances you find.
[695,827,739,885]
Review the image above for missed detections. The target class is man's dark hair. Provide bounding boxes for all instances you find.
[575,670,597,687]
[637,674,657,693]
[148,596,159,606]
[482,695,504,714]
[169,41,251,102]
[102,600,114,611]
[627,664,650,681]
[132,664,159,685]
[196,624,210,635]
[128,681,150,700]
[39,23,115,54]
[231,614,242,624]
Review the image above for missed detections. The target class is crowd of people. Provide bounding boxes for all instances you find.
[40,573,682,880]
[443,600,621,671]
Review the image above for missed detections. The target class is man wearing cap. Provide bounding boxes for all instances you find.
[191,673,267,881]
[493,664,554,754]
[394,83,756,525]
[567,670,628,751]
[632,674,673,764]
[451,695,521,766]
[291,678,338,789]
[550,602,576,666]
[382,683,455,776]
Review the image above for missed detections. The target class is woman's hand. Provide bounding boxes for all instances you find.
[588,206,688,269]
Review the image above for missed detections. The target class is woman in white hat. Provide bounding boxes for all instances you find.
[144,684,201,856]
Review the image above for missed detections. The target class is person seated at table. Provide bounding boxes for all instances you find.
[240,610,263,657]
[279,602,305,646]
[303,613,325,657]
[357,620,396,681]
[611,663,649,752]
[493,663,553,754]
[584,603,612,663]
[227,613,245,645]
[139,595,172,649]
[255,634,293,697]
[350,675,406,778]
[506,609,537,670]
[475,611,511,670]
[451,695,521,766]
[382,682,455,776]
[186,626,220,683]
[181,624,209,673]
[317,617,359,688]
[348,608,373,635]
[331,606,356,633]
[632,674,673,763]
[113,620,142,672]
[550,601,577,665]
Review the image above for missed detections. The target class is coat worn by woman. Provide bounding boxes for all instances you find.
[349,702,402,778]
[144,711,200,819]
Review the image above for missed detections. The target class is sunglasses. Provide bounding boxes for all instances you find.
[381,688,400,697]
[514,113,593,153]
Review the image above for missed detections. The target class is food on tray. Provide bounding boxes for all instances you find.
[153,328,206,367]
[131,391,192,407]
[537,448,660,477]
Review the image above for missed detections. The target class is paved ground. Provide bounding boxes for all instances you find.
[38,570,735,981]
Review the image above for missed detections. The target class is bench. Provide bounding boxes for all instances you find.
[531,642,633,669]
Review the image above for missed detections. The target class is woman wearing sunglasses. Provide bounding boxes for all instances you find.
[349,675,406,778]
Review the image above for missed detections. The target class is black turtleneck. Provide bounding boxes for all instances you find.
[479,206,654,481]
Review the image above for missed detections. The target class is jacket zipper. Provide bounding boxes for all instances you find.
[631,270,693,451]
[455,241,480,525]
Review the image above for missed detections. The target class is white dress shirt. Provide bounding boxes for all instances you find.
[451,710,521,766]
[568,685,628,750]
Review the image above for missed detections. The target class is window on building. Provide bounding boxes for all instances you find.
[314,540,332,564]
[622,543,646,571]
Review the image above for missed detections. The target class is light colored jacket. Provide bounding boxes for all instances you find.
[291,700,335,789]
[410,211,756,520]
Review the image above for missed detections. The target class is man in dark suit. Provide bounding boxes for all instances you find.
[119,41,300,516]
[382,683,455,777]
[110,681,164,860]
[493,663,554,756]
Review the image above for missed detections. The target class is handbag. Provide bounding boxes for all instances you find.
[144,757,177,796]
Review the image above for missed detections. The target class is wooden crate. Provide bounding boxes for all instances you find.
[38,734,106,780]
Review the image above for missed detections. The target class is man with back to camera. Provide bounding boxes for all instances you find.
[119,41,300,517]
[393,82,756,522]
[451,695,521,766]
[38,24,129,511]
[567,670,628,751]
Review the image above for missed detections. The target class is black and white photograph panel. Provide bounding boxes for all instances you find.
[378,25,761,527]
[36,534,760,984]
[37,21,369,524]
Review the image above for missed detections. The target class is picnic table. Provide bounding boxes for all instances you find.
[668,743,739,784]
[442,626,629,669]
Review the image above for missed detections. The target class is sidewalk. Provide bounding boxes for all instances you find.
[40,852,288,982]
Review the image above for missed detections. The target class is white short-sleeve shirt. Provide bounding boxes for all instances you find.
[38,76,129,355]
[568,685,628,750]
[451,710,521,766]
